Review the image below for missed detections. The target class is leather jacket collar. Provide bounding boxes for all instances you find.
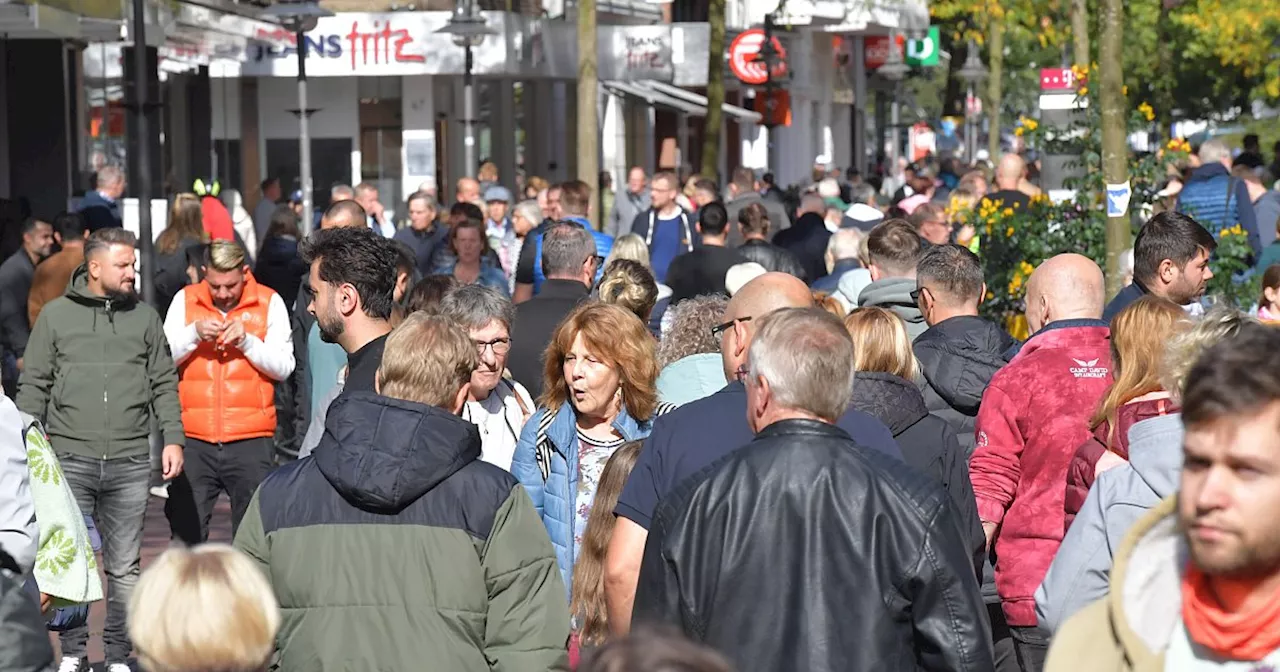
[755,418,849,442]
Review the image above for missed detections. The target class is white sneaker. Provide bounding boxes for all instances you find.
[149,482,170,499]
[107,664,133,672]
[57,658,86,672]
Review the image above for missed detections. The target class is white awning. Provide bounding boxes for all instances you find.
[604,80,763,124]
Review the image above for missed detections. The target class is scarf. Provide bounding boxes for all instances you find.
[1182,561,1280,661]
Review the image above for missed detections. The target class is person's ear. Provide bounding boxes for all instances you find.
[695,221,704,235]
[732,321,751,360]
[978,282,988,305]
[453,382,472,415]
[1158,258,1176,286]
[868,264,883,282]
[338,283,360,317]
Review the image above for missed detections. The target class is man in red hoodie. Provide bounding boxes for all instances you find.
[970,253,1113,672]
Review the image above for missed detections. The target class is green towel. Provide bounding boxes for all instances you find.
[20,413,102,606]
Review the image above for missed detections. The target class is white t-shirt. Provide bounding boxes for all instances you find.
[462,379,534,472]
[1165,619,1280,671]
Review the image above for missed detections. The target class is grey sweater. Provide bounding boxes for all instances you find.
[1035,413,1184,633]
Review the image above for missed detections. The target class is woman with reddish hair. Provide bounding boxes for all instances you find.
[511,302,672,599]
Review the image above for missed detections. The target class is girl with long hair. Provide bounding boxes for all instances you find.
[1063,295,1191,529]
[568,440,643,663]
[153,193,209,312]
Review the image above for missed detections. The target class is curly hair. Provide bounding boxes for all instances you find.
[656,295,728,369]
[540,302,659,421]
[598,259,658,324]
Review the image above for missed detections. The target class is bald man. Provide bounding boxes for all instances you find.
[969,253,1113,670]
[319,200,367,230]
[604,273,901,635]
[456,177,481,207]
[981,154,1032,213]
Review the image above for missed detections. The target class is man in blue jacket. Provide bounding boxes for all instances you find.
[602,272,901,635]
[1178,139,1261,258]
[77,166,126,233]
[511,180,613,303]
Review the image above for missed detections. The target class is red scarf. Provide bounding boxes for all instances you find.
[1182,562,1280,661]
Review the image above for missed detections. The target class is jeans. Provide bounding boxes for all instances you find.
[57,452,151,663]
[1010,625,1051,672]
[166,437,274,544]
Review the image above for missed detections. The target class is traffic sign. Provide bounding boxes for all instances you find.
[905,27,940,67]
[728,29,788,85]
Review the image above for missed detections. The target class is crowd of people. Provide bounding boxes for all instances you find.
[0,138,1279,672]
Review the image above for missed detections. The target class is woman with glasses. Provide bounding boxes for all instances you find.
[511,302,672,599]
[436,284,533,471]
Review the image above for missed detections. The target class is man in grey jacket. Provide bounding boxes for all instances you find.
[606,167,651,239]
[857,219,928,340]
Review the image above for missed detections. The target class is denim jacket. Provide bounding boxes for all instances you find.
[511,402,656,599]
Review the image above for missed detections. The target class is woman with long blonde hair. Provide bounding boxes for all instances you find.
[568,440,643,662]
[1063,295,1190,529]
[842,307,980,553]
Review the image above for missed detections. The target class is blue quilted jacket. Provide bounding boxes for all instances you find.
[511,402,656,599]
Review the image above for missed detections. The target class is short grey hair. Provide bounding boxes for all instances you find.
[513,199,542,226]
[331,184,355,200]
[542,222,596,278]
[1199,139,1231,165]
[747,307,855,421]
[656,295,728,369]
[96,165,125,188]
[438,283,515,332]
[827,228,865,263]
[850,183,876,206]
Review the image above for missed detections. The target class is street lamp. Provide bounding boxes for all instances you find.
[437,0,496,178]
[263,0,332,234]
[876,32,910,178]
[957,40,989,165]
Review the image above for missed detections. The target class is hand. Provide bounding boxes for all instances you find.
[39,592,51,614]
[15,357,21,372]
[982,521,998,554]
[195,319,224,342]
[161,444,184,479]
[217,320,246,350]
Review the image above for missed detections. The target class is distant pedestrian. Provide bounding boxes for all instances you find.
[1178,139,1261,256]
[153,193,209,314]
[513,180,613,302]
[598,259,660,326]
[631,172,694,284]
[857,219,928,340]
[252,177,282,243]
[664,201,745,305]
[28,212,91,328]
[354,182,395,238]
[432,217,509,295]
[773,193,833,282]
[0,217,54,397]
[393,192,445,277]
[725,167,789,247]
[736,203,804,280]
[252,205,307,309]
[78,165,126,233]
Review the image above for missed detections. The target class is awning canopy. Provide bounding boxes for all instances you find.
[0,2,123,41]
[603,80,763,124]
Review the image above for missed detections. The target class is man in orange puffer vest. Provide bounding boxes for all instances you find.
[162,240,294,542]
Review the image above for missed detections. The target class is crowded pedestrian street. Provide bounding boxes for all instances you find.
[2,0,1280,671]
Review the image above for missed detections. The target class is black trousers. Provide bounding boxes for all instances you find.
[166,436,274,544]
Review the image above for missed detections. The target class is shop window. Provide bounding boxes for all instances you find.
[265,138,353,211]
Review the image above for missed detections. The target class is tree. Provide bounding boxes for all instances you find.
[700,0,726,181]
[1070,0,1088,66]
[576,0,599,229]
[1099,0,1127,298]
[986,15,1004,160]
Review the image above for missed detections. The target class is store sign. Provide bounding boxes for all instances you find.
[255,19,427,70]
[599,26,674,82]
[728,29,787,86]
[864,34,904,70]
[865,28,940,70]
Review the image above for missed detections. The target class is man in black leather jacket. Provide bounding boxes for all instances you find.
[634,308,993,672]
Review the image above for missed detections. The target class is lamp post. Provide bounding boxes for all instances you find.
[876,32,910,176]
[437,0,496,179]
[957,40,989,166]
[264,0,331,235]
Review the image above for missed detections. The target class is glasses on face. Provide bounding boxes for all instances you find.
[910,287,930,306]
[710,315,753,338]
[734,365,750,382]
[474,337,511,355]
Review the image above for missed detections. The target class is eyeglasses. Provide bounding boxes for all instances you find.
[474,337,511,355]
[734,365,750,382]
[710,315,752,338]
[910,287,930,305]
[593,255,607,268]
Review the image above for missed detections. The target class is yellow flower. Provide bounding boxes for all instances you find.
[985,222,993,235]
[1020,261,1035,276]
[1138,102,1155,122]
[1003,208,1014,217]
[1079,86,1088,96]
[1015,127,1024,137]
[1006,226,1015,237]
[1122,85,1129,96]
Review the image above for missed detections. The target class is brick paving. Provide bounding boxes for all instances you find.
[51,493,234,669]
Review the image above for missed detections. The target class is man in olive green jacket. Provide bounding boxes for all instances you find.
[17,227,185,671]
[235,313,569,671]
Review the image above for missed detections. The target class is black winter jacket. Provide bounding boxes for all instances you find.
[737,239,806,281]
[771,212,832,283]
[913,315,1016,454]
[634,419,993,672]
[850,372,985,574]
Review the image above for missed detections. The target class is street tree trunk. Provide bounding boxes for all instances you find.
[1154,3,1175,139]
[577,0,600,229]
[1070,0,1089,68]
[700,0,726,181]
[986,16,1004,161]
[1099,0,1129,298]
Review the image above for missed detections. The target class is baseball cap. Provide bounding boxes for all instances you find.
[484,185,512,203]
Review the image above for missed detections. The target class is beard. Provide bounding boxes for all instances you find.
[317,312,345,344]
[104,281,138,304]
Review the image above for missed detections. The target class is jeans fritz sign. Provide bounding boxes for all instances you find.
[243,13,465,76]
[598,26,675,82]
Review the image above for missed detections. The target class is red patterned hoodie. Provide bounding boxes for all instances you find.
[970,321,1113,627]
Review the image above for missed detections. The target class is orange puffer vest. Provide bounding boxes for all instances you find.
[177,272,277,443]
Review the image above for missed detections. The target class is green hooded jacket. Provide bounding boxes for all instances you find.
[16,264,184,459]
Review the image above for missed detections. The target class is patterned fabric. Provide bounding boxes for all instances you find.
[20,413,101,606]
[573,431,626,554]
